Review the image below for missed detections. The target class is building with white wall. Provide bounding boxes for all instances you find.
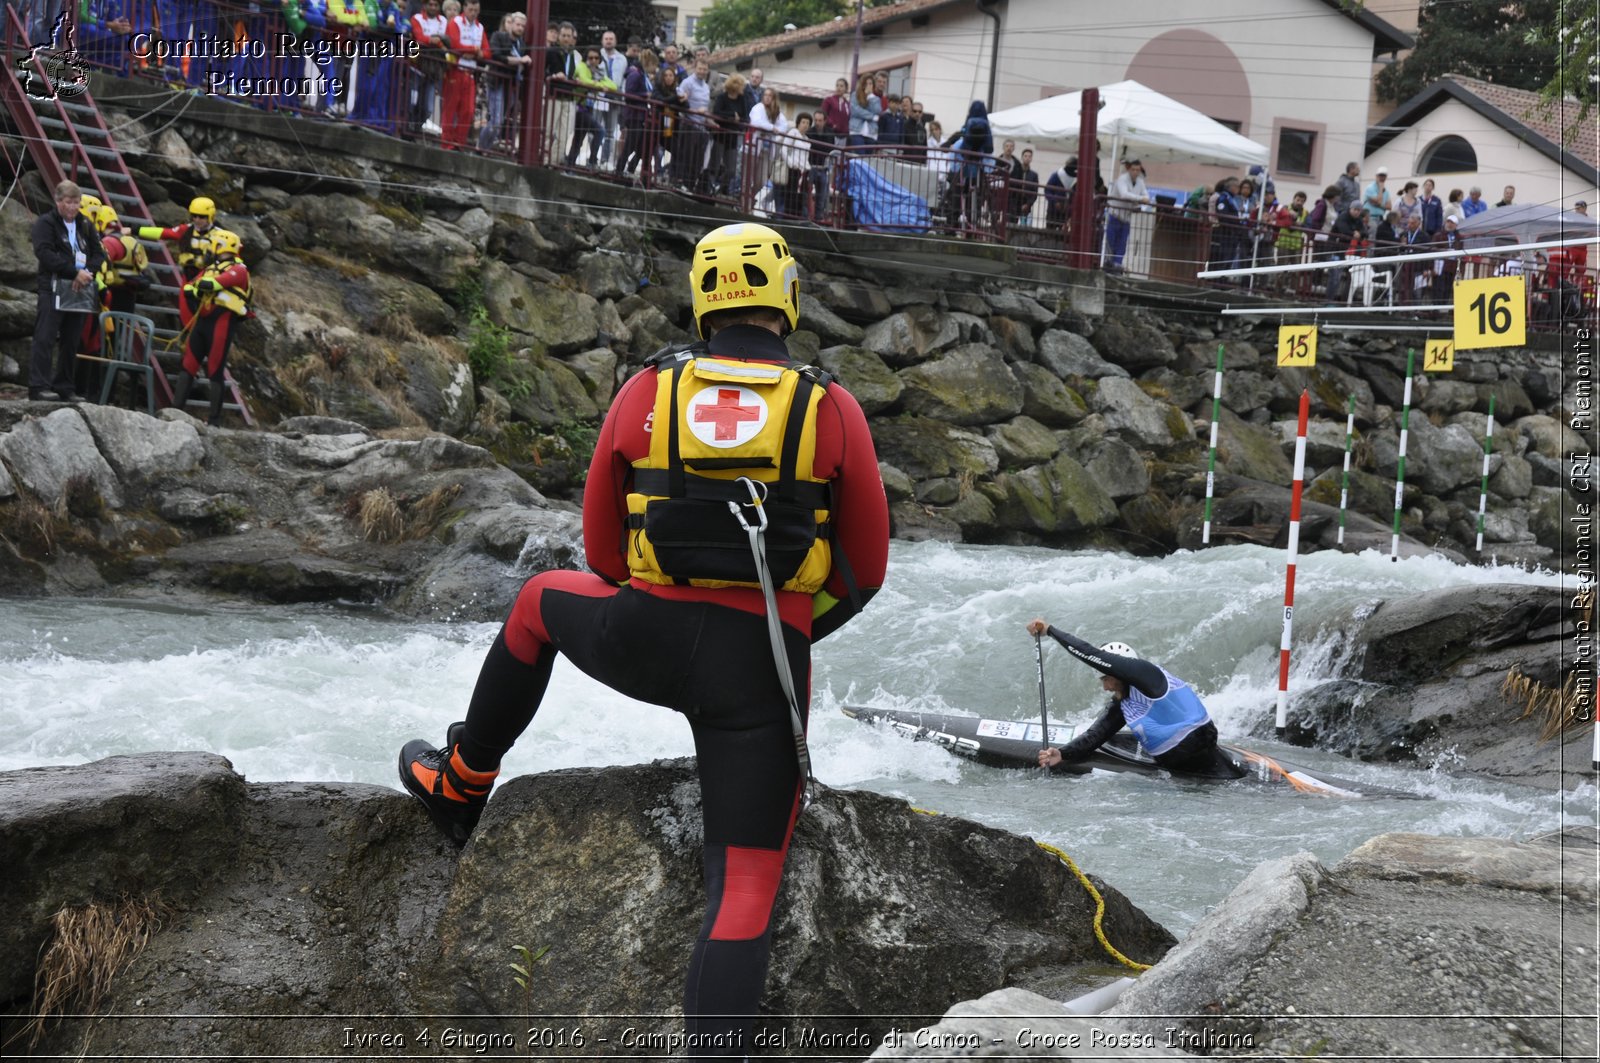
[1365,76,1598,216]
[708,0,1412,199]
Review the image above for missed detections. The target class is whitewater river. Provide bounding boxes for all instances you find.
[3,541,1592,934]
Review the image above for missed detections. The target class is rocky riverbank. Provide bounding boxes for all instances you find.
[3,752,1593,1060]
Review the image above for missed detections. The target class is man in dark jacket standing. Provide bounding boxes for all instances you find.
[30,180,106,402]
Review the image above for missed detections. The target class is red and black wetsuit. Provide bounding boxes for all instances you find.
[454,324,888,1057]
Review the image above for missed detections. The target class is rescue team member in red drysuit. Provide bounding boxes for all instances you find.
[137,195,216,327]
[79,205,152,365]
[174,228,249,426]
[399,222,889,1059]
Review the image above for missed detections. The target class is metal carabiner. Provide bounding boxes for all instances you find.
[726,476,769,533]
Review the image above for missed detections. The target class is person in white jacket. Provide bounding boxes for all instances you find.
[749,86,791,211]
[1106,157,1153,271]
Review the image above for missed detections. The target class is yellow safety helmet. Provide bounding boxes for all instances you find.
[79,192,102,213]
[689,222,799,338]
[188,196,217,221]
[207,228,242,258]
[92,204,120,234]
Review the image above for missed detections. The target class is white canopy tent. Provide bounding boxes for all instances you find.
[988,80,1270,169]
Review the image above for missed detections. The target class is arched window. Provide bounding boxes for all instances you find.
[1417,136,1477,174]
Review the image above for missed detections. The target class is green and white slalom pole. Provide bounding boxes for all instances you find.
[1474,394,1497,552]
[1277,389,1311,737]
[1337,394,1355,548]
[1202,344,1224,544]
[1390,348,1415,563]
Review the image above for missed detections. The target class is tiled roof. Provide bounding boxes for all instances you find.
[709,0,966,66]
[1447,75,1598,169]
[1368,75,1599,185]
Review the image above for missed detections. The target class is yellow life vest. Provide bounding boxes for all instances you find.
[107,234,148,286]
[185,260,252,316]
[626,351,833,593]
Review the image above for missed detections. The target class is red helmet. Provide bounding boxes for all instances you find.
[101,235,125,262]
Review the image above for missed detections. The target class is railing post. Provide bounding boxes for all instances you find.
[519,0,549,167]
[1067,87,1098,269]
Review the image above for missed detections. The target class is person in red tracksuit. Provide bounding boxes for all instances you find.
[441,0,489,149]
[399,222,889,1059]
[174,228,249,426]
[136,195,216,327]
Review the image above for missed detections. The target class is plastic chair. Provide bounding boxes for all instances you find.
[1346,263,1394,307]
[90,311,158,415]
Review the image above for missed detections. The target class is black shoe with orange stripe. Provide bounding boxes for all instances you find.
[398,721,499,847]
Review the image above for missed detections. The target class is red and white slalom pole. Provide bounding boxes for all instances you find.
[1277,389,1311,737]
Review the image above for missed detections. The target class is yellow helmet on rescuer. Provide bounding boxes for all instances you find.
[79,192,102,214]
[187,196,217,221]
[689,222,800,338]
[92,204,120,234]
[207,229,242,258]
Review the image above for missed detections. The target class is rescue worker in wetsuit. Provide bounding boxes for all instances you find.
[1028,620,1227,775]
[78,204,151,365]
[398,222,889,1060]
[174,228,249,426]
[137,196,215,326]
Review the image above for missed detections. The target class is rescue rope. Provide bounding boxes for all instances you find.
[730,476,816,811]
[909,805,1151,973]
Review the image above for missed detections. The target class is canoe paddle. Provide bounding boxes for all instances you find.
[1034,631,1050,764]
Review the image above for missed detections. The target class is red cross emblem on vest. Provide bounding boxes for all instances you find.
[690,386,766,445]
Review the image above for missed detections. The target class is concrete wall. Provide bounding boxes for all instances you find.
[1364,98,1598,216]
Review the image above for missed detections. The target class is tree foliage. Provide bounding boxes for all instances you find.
[1525,6,1598,123]
[1375,0,1568,103]
[693,0,893,52]
[547,0,664,47]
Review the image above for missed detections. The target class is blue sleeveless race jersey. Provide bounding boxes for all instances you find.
[1120,670,1209,754]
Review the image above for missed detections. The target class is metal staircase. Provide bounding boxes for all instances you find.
[1,4,252,424]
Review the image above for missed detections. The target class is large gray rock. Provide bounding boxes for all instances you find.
[1273,416,1354,469]
[1092,377,1191,448]
[809,277,893,322]
[1114,833,1597,1061]
[1014,362,1089,428]
[5,755,1177,1058]
[1090,312,1176,371]
[0,408,123,507]
[993,452,1119,534]
[502,349,600,428]
[871,987,1186,1059]
[871,417,999,481]
[1082,438,1150,500]
[983,289,1056,330]
[399,341,477,435]
[1210,408,1293,485]
[481,262,603,355]
[1372,416,1487,495]
[862,306,968,367]
[76,404,204,482]
[1515,414,1585,459]
[818,344,903,415]
[798,294,865,346]
[897,344,1024,425]
[986,415,1061,469]
[1037,329,1128,380]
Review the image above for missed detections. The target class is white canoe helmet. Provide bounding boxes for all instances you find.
[1100,641,1136,660]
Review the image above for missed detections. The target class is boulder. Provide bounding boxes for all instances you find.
[1371,417,1486,495]
[399,341,477,436]
[480,263,602,355]
[623,303,686,358]
[564,347,621,405]
[818,345,903,415]
[1090,312,1176,372]
[798,294,865,346]
[890,499,964,542]
[1091,377,1191,448]
[0,200,38,284]
[809,277,892,323]
[1219,369,1275,416]
[993,452,1119,535]
[1418,377,1479,416]
[0,408,123,508]
[0,753,1181,1058]
[1488,452,1533,500]
[575,249,642,302]
[1012,362,1089,427]
[869,987,1183,1059]
[1138,367,1207,412]
[871,417,999,482]
[1207,407,1290,486]
[1113,833,1597,1061]
[1478,377,1534,420]
[878,461,915,502]
[985,415,1061,469]
[983,289,1056,330]
[1082,438,1150,501]
[0,285,35,338]
[1273,417,1353,469]
[1515,414,1584,459]
[76,404,204,483]
[160,528,404,602]
[988,316,1037,361]
[862,306,967,367]
[933,487,999,539]
[897,345,1024,425]
[1037,329,1127,380]
[500,350,599,428]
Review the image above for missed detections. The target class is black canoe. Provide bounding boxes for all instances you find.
[841,704,1425,799]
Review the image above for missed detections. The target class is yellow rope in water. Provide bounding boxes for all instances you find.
[911,805,1151,973]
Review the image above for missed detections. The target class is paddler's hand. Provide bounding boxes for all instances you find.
[1026,618,1048,637]
[1038,747,1062,768]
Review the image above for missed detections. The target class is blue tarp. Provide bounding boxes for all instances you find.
[844,158,930,234]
